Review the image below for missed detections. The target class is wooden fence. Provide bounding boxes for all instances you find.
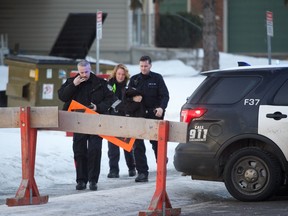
[0,107,187,216]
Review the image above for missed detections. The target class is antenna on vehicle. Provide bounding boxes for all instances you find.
[238,62,251,66]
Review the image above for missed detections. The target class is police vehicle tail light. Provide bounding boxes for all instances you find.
[181,108,207,123]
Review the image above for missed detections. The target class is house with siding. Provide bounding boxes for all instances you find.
[0,0,143,64]
[0,0,287,65]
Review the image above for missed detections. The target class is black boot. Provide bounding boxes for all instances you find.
[107,172,119,178]
[128,169,136,177]
[76,181,86,190]
[135,173,148,182]
[89,181,98,191]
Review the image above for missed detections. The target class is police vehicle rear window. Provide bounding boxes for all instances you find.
[198,76,260,104]
[273,79,288,105]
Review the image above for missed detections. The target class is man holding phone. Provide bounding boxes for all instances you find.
[58,60,114,191]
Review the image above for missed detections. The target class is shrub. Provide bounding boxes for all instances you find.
[155,12,203,48]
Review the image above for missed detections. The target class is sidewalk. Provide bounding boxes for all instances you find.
[0,171,189,216]
[1,172,288,216]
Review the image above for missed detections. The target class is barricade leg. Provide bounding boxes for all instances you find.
[139,121,181,216]
[6,107,49,206]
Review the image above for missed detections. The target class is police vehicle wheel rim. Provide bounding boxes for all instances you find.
[232,156,268,192]
[224,147,281,201]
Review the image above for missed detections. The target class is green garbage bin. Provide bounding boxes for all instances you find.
[5,55,115,108]
[5,55,77,108]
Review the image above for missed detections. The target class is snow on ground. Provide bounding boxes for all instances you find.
[0,65,8,91]
[0,52,287,215]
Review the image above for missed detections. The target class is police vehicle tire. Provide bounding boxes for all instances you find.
[224,147,281,201]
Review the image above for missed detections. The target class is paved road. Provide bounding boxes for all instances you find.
[1,170,288,215]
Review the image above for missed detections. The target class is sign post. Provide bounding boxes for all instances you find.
[96,10,102,74]
[266,11,273,65]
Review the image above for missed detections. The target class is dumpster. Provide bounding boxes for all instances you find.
[5,55,76,108]
[5,55,115,108]
[0,65,8,107]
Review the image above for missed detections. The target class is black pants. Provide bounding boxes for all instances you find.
[133,139,149,175]
[73,133,102,183]
[146,109,164,159]
[108,141,135,174]
[134,110,163,175]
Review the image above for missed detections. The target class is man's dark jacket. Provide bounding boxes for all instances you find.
[128,71,169,112]
[108,78,145,118]
[116,87,145,118]
[58,73,114,113]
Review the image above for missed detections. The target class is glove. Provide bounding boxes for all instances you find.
[154,107,163,117]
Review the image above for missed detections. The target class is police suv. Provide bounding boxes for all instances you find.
[174,64,288,201]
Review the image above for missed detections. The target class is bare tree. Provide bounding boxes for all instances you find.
[130,0,143,10]
[201,0,219,71]
[130,0,219,71]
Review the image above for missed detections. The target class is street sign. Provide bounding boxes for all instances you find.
[266,11,273,65]
[266,11,273,37]
[96,10,103,74]
[97,10,102,39]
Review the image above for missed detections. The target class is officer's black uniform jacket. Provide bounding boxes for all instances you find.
[58,73,114,113]
[108,77,126,101]
[117,87,146,118]
[108,78,145,118]
[128,71,169,112]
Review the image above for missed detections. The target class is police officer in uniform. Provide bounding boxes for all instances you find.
[107,64,136,178]
[128,55,170,182]
[58,60,114,190]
